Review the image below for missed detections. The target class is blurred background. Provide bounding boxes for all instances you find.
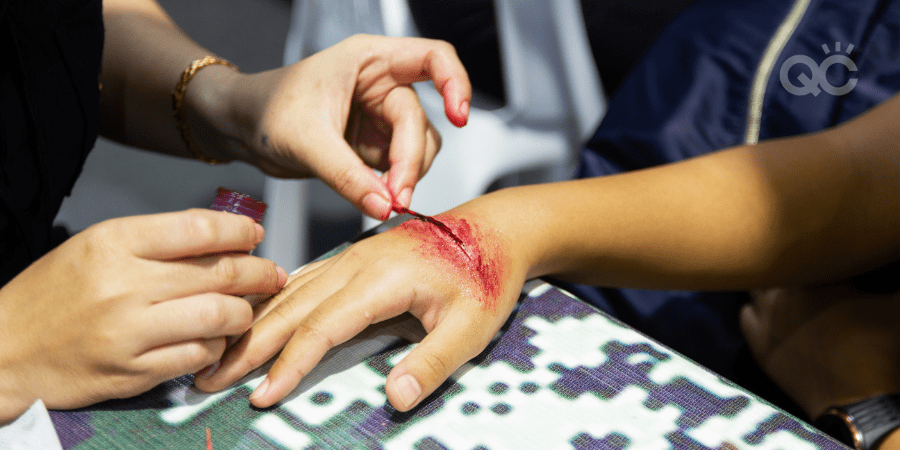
[54,0,362,261]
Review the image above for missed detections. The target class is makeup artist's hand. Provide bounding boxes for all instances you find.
[194,211,525,412]
[196,34,471,220]
[740,283,900,420]
[0,209,287,424]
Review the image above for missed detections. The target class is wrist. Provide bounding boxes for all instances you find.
[452,187,551,282]
[876,428,900,450]
[183,62,251,163]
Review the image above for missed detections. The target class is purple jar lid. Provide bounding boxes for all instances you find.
[210,187,267,223]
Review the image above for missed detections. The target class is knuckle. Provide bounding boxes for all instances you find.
[271,298,297,322]
[197,297,229,331]
[78,223,115,260]
[185,213,219,245]
[240,348,272,374]
[181,341,215,369]
[418,352,450,381]
[213,257,240,291]
[296,316,335,349]
[407,103,427,123]
[89,327,121,356]
[263,260,280,289]
[331,166,363,200]
[435,39,457,56]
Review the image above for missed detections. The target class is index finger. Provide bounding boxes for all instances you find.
[115,209,264,260]
[381,37,472,128]
[246,272,414,407]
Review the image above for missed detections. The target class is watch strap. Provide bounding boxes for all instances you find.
[816,394,900,450]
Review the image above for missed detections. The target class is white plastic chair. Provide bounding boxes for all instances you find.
[260,0,605,270]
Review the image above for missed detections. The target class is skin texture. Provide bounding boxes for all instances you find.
[395,215,507,312]
[0,210,287,424]
[198,93,898,413]
[100,0,471,219]
[194,210,519,411]
[1,0,472,424]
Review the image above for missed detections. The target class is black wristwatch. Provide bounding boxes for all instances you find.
[813,394,900,450]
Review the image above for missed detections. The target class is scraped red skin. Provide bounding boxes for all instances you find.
[395,213,507,312]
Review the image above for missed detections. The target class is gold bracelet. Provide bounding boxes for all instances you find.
[172,56,239,164]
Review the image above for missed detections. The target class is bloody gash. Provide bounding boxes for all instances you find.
[394,207,506,312]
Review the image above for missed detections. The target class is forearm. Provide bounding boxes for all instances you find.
[0,343,30,425]
[99,0,243,160]
[464,98,899,290]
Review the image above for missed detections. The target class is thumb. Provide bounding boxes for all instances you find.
[312,136,395,220]
[384,312,492,411]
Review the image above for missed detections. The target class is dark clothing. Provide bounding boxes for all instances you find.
[409,0,698,104]
[0,0,104,286]
[564,0,900,417]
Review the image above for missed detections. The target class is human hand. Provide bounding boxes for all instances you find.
[193,210,526,412]
[0,209,287,424]
[198,35,471,220]
[740,283,900,419]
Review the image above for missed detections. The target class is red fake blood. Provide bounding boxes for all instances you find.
[394,208,506,311]
[391,201,469,257]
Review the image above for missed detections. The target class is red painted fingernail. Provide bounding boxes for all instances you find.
[458,100,469,126]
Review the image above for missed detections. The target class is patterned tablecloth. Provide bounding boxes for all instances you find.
[48,276,846,450]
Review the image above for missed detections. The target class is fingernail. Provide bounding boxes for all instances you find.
[276,266,287,286]
[254,223,265,242]
[398,187,413,208]
[250,378,269,402]
[395,374,421,410]
[196,361,219,379]
[362,192,391,221]
[458,100,469,126]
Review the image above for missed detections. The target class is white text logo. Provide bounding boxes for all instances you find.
[780,42,858,96]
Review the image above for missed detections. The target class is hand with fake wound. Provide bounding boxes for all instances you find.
[193,206,529,412]
[191,34,471,220]
[0,209,287,424]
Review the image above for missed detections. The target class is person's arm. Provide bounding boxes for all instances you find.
[494,93,899,290]
[196,94,899,411]
[741,284,900,450]
[99,0,471,218]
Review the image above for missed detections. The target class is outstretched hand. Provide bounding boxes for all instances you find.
[212,35,471,220]
[194,212,525,411]
[0,210,287,424]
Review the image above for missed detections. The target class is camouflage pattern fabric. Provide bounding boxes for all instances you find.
[49,280,846,449]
